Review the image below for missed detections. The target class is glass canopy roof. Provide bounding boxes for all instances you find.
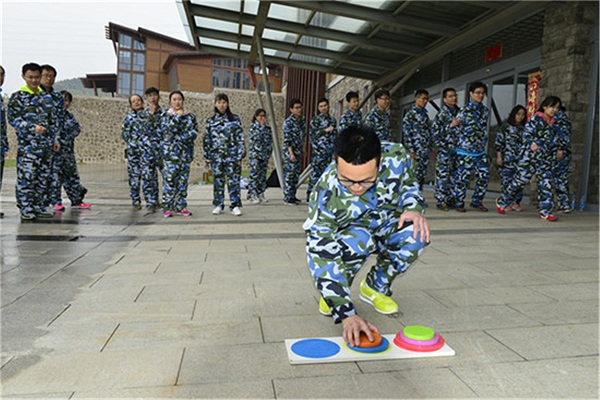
[176,0,549,86]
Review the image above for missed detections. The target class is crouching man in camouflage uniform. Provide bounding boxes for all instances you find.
[304,125,430,346]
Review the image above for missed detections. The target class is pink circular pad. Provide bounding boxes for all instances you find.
[399,331,440,346]
[393,334,445,352]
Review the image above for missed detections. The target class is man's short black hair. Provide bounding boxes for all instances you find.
[442,87,456,98]
[317,97,329,105]
[334,125,381,166]
[415,89,429,97]
[145,87,159,95]
[21,62,42,75]
[289,98,302,109]
[40,64,57,76]
[468,81,486,93]
[373,88,390,100]
[345,91,359,102]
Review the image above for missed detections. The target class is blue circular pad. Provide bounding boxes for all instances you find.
[291,339,341,358]
[347,336,390,354]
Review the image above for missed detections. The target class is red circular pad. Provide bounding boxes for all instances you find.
[394,333,445,352]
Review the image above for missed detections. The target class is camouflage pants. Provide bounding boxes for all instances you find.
[306,216,427,323]
[141,149,160,206]
[126,148,143,205]
[498,162,523,205]
[16,148,54,214]
[161,158,191,211]
[498,150,554,216]
[553,156,572,209]
[211,160,242,209]
[0,151,4,195]
[247,157,268,199]
[412,148,430,189]
[434,150,455,205]
[307,155,332,201]
[283,153,300,203]
[50,150,86,205]
[453,153,489,207]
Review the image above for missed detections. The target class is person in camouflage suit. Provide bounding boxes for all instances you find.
[494,105,526,212]
[496,96,561,221]
[8,63,59,220]
[402,89,432,191]
[307,97,337,201]
[140,86,164,209]
[364,88,391,142]
[247,108,272,204]
[432,88,460,210]
[121,94,148,209]
[453,82,490,212]
[338,91,362,134]
[203,93,245,216]
[50,91,90,210]
[304,125,429,346]
[160,91,197,217]
[0,65,7,218]
[282,98,306,205]
[552,106,573,212]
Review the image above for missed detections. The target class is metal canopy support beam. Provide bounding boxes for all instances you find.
[248,1,271,66]
[255,37,285,189]
[376,1,549,88]
[273,0,458,36]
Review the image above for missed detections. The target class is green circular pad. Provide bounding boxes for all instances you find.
[403,325,435,341]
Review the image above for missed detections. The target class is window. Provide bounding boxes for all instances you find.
[119,33,132,49]
[133,53,145,72]
[118,72,131,94]
[212,58,252,90]
[119,50,132,69]
[132,73,144,95]
[133,39,145,50]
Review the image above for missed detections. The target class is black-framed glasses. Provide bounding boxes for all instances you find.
[337,176,377,189]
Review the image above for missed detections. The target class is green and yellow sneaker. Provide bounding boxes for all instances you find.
[359,278,399,315]
[319,297,332,316]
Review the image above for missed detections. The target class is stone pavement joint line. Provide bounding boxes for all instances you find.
[0,164,598,398]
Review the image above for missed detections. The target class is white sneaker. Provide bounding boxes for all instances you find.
[247,196,260,204]
[259,194,268,203]
[231,206,242,216]
[212,206,223,215]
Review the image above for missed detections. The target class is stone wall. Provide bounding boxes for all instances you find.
[4,89,286,171]
[539,0,598,203]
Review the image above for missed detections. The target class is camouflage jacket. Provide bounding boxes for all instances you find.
[494,123,524,164]
[249,120,273,161]
[141,106,166,148]
[203,112,245,163]
[40,86,65,146]
[121,110,147,152]
[522,112,558,160]
[553,110,572,156]
[364,107,391,142]
[402,106,432,154]
[162,109,198,162]
[304,142,423,321]
[0,92,7,155]
[61,110,81,154]
[282,114,306,158]
[309,113,337,156]
[338,108,362,133]
[454,100,489,155]
[8,85,56,151]
[432,103,459,151]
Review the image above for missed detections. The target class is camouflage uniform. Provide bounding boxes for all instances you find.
[0,90,7,198]
[453,101,490,208]
[338,108,362,133]
[552,110,572,210]
[160,109,198,212]
[282,113,306,203]
[50,108,87,206]
[432,103,459,206]
[402,106,432,189]
[122,109,147,206]
[203,113,245,210]
[494,123,525,206]
[247,120,273,200]
[41,87,65,209]
[307,113,337,201]
[139,106,165,207]
[497,112,558,216]
[364,107,391,142]
[304,142,426,324]
[8,85,59,216]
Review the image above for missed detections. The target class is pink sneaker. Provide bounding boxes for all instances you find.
[163,210,173,218]
[510,203,523,212]
[177,209,192,216]
[72,202,91,209]
[54,203,65,211]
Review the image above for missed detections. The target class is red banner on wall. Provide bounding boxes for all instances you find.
[526,71,541,120]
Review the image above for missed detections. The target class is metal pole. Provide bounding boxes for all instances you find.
[256,36,284,187]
